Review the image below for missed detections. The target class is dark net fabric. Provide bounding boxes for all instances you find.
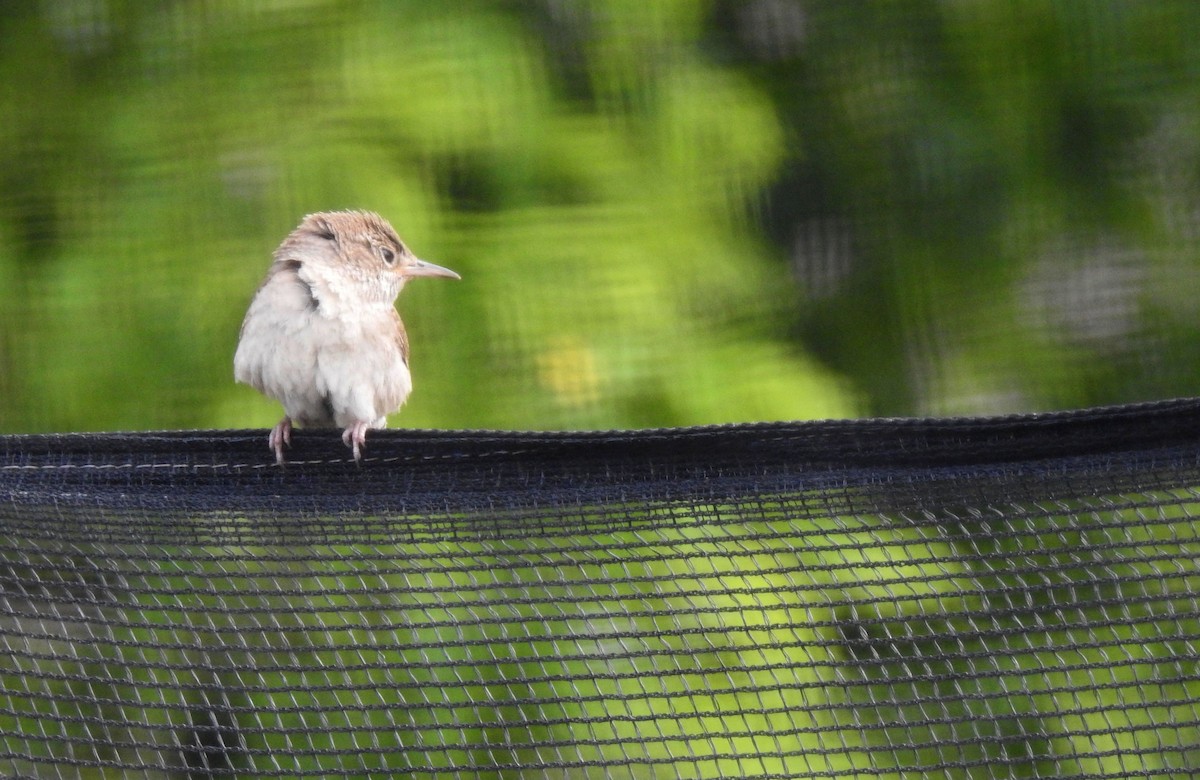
[4,400,1200,778]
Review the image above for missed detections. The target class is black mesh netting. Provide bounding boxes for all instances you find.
[4,400,1200,778]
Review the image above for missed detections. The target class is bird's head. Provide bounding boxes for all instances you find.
[277,210,459,305]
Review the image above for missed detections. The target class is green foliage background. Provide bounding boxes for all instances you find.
[2,2,1197,435]
[4,4,1200,777]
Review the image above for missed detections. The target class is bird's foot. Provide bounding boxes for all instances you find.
[268,417,292,466]
[342,421,371,463]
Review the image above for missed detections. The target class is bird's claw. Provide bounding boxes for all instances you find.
[342,421,370,463]
[269,417,292,466]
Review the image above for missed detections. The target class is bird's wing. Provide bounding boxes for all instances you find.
[233,259,322,390]
[392,308,410,367]
[368,310,413,419]
[237,260,317,340]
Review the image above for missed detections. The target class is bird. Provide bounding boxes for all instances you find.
[234,210,459,464]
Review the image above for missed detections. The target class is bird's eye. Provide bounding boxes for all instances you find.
[380,247,396,265]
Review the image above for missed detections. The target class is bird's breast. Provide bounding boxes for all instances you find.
[235,271,410,425]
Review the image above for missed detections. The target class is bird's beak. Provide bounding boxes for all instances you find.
[405,258,461,280]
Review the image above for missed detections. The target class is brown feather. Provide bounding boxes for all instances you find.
[392,309,410,367]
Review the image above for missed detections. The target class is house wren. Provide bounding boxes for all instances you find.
[234,211,459,464]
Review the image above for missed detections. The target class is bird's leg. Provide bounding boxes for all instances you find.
[341,421,371,462]
[268,416,292,466]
